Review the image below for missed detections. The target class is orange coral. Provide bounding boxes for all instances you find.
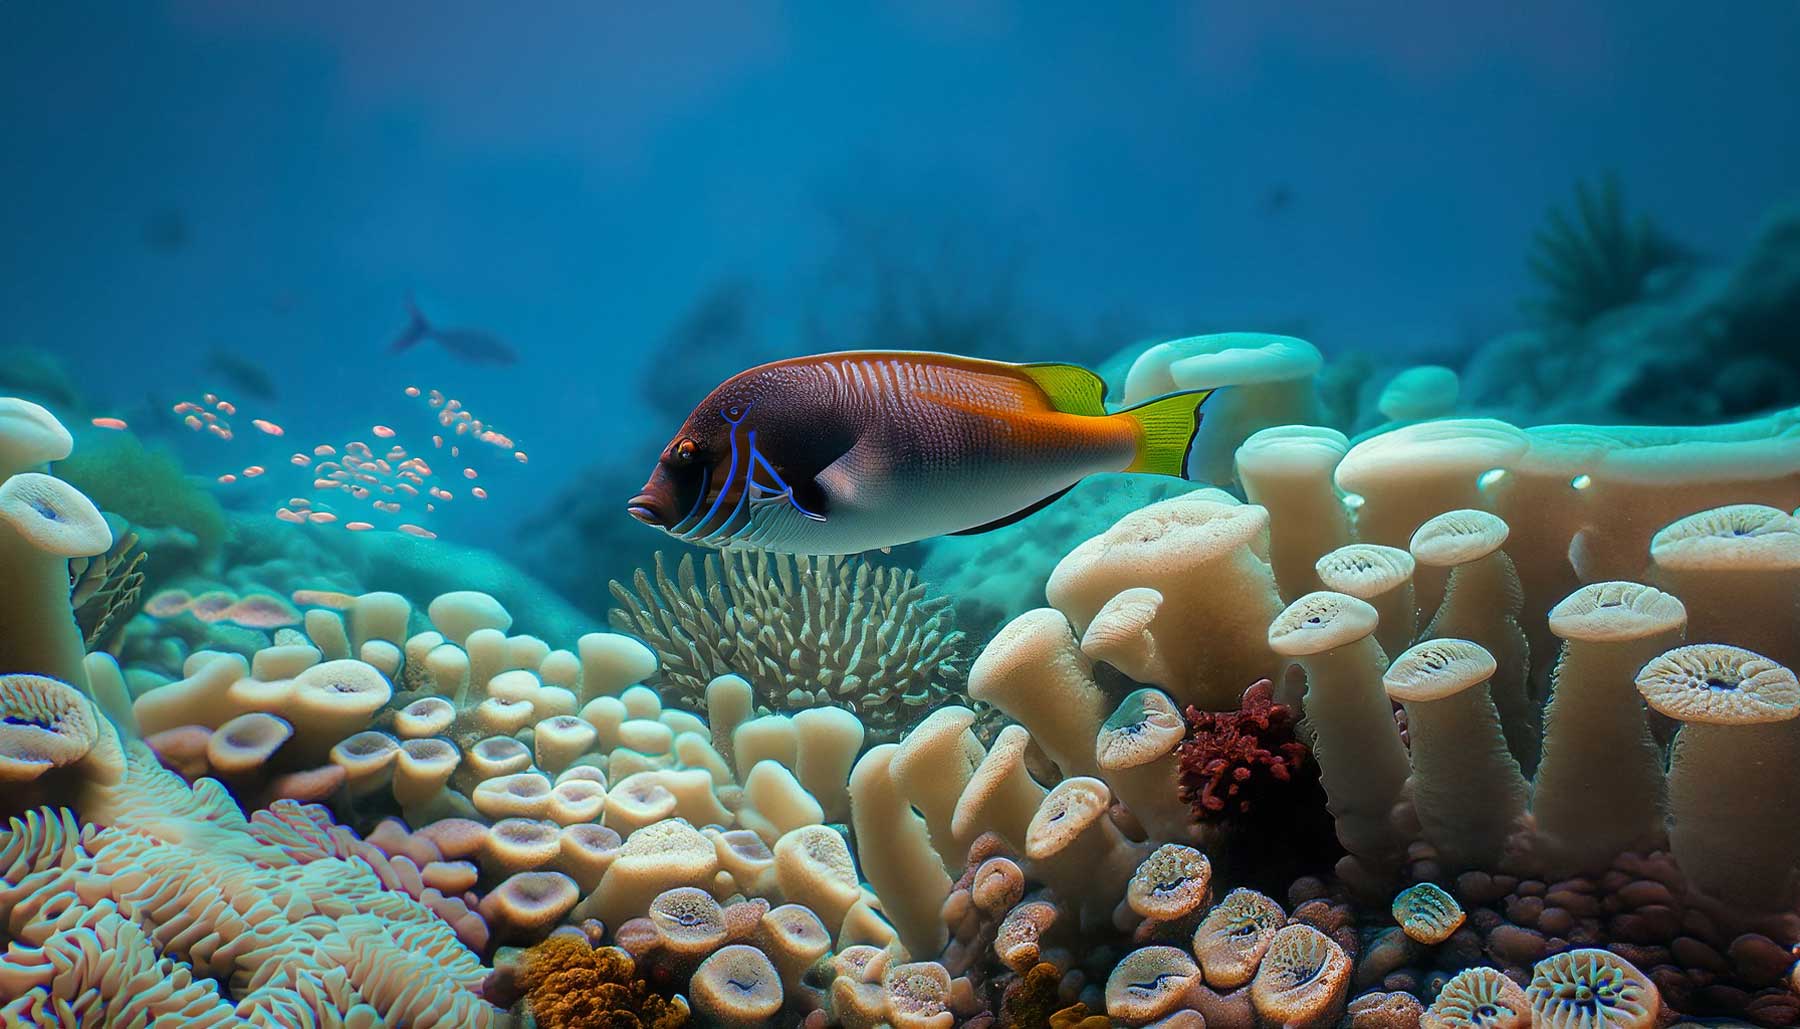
[1047,1005,1111,1029]
[999,963,1110,1029]
[520,934,691,1029]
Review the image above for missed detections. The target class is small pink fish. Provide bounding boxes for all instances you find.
[373,425,396,439]
[346,521,374,532]
[472,487,489,500]
[253,419,284,436]
[217,473,237,484]
[90,417,128,430]
[308,511,337,524]
[276,508,306,524]
[243,465,265,478]
[398,523,437,539]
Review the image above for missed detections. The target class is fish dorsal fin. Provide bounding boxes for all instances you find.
[950,484,1076,536]
[1016,362,1108,416]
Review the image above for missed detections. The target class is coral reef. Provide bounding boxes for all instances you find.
[610,549,965,741]
[8,305,1800,1029]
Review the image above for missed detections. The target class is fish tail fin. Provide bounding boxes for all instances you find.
[389,295,430,353]
[1119,389,1214,477]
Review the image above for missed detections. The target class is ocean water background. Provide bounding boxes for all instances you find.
[3,1,1797,554]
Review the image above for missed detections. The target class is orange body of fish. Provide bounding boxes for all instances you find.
[629,351,1213,555]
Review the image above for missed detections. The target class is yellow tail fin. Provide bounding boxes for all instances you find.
[1120,389,1214,476]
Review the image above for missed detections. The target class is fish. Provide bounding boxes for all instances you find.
[205,349,279,401]
[627,350,1214,555]
[389,296,519,366]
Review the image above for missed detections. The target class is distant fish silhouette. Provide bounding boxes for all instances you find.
[205,349,278,401]
[1262,184,1294,216]
[389,297,519,366]
[143,209,189,253]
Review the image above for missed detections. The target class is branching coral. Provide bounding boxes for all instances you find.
[1175,679,1306,822]
[517,934,691,1028]
[608,549,964,740]
[1525,174,1685,326]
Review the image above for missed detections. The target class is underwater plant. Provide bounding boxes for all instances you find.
[69,516,146,655]
[608,549,965,740]
[1525,173,1686,327]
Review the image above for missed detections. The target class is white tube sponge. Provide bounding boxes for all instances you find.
[1122,332,1325,484]
[577,817,720,927]
[705,674,754,772]
[427,590,513,647]
[1024,776,1147,932]
[1411,509,1536,771]
[577,632,658,701]
[1048,494,1282,711]
[0,472,111,693]
[1636,643,1800,910]
[349,591,412,653]
[848,743,951,958]
[889,706,984,870]
[1649,504,1800,668]
[950,724,1046,854]
[737,759,825,845]
[967,609,1105,779]
[1532,582,1684,875]
[1335,418,1529,549]
[133,652,250,736]
[1093,687,1191,844]
[792,706,864,822]
[1315,544,1417,659]
[1235,425,1353,602]
[0,397,74,480]
[1385,638,1528,870]
[1267,592,1409,863]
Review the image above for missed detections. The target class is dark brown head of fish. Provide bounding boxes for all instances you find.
[627,371,850,535]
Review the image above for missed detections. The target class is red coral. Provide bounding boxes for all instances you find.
[1176,679,1309,822]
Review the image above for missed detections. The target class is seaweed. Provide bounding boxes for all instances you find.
[1524,174,1686,326]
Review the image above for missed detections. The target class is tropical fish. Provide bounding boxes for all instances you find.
[389,297,519,366]
[627,351,1213,555]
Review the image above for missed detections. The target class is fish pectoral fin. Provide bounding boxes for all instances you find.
[949,484,1077,535]
[747,447,828,521]
[1017,362,1108,415]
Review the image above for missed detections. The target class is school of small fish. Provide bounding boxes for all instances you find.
[93,384,530,544]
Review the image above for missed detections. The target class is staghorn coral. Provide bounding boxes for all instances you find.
[609,549,964,741]
[518,934,690,1028]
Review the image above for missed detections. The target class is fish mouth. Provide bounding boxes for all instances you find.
[626,493,666,527]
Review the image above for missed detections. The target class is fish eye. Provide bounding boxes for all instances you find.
[725,404,743,419]
[673,438,698,465]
